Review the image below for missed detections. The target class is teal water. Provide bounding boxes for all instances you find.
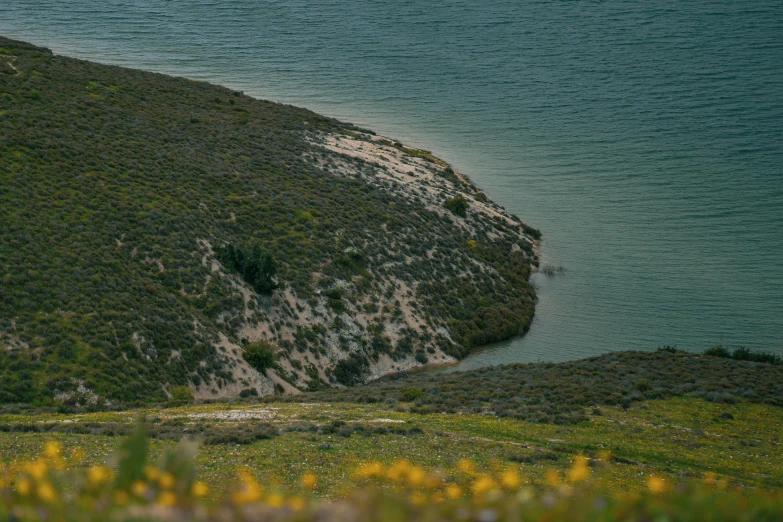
[2,1,781,367]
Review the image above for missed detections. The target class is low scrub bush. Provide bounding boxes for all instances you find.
[168,386,194,402]
[331,352,370,387]
[243,340,276,375]
[704,345,781,365]
[444,196,468,217]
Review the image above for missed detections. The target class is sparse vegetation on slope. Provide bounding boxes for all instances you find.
[0,36,539,405]
[286,350,783,423]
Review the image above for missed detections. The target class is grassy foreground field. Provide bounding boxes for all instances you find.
[2,398,782,493]
[2,396,782,514]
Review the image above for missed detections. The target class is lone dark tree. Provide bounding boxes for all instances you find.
[216,243,278,294]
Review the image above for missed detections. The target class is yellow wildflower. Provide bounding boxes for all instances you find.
[647,475,667,493]
[232,485,262,504]
[446,484,462,499]
[703,472,717,485]
[143,465,160,481]
[471,475,496,496]
[355,461,383,479]
[288,496,306,511]
[266,492,284,507]
[87,465,110,485]
[457,459,475,474]
[232,469,262,504]
[300,472,317,489]
[386,460,411,482]
[158,472,175,489]
[131,480,148,497]
[410,491,427,505]
[156,491,177,507]
[17,477,31,496]
[407,466,425,487]
[191,481,209,497]
[545,469,560,486]
[37,481,57,502]
[43,441,62,459]
[568,456,590,482]
[25,459,47,480]
[500,469,521,488]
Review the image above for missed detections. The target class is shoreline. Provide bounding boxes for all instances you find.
[308,129,542,382]
[1,35,542,399]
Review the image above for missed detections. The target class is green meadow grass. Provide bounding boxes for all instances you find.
[1,396,780,498]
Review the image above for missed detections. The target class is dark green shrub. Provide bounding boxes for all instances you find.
[333,250,366,274]
[399,387,424,402]
[438,167,460,183]
[704,345,780,365]
[332,353,370,387]
[243,341,276,374]
[444,196,468,217]
[704,345,730,358]
[216,243,279,295]
[731,346,781,365]
[325,287,347,313]
[168,385,194,401]
[324,288,344,300]
[522,223,542,241]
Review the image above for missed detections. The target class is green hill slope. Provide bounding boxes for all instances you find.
[290,349,783,423]
[0,37,539,406]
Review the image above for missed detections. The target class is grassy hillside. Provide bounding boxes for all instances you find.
[3,396,782,491]
[290,349,783,423]
[1,394,781,520]
[1,350,782,519]
[0,36,539,405]
[3,350,781,491]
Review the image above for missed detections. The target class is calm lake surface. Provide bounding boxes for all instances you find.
[2,0,781,368]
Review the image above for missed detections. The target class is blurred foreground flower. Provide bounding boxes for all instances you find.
[0,430,780,521]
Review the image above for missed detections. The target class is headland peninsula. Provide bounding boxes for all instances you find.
[0,36,539,406]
